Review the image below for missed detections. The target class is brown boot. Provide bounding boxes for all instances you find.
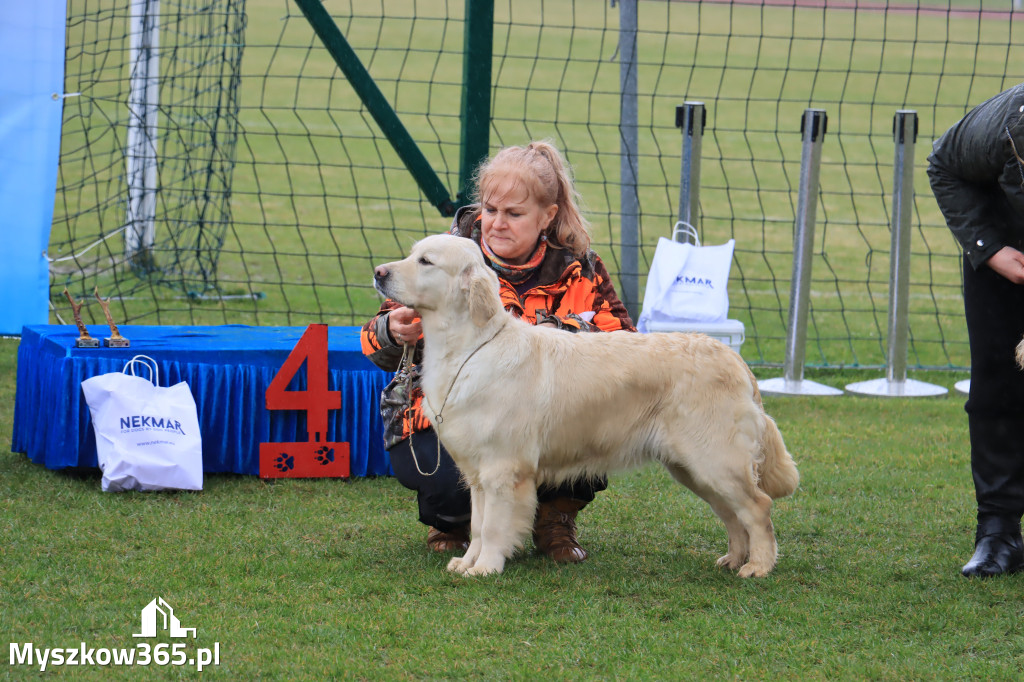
[427,525,470,553]
[532,497,588,563]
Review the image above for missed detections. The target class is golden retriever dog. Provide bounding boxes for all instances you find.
[373,234,799,578]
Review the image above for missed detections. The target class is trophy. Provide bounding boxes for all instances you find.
[62,288,100,348]
[94,287,130,348]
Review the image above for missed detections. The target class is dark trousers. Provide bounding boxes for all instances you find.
[388,428,607,532]
[963,258,1024,521]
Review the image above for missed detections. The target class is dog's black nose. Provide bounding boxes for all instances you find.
[374,265,389,281]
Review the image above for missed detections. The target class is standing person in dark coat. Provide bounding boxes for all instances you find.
[927,82,1024,578]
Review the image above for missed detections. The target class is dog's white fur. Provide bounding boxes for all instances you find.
[374,234,799,578]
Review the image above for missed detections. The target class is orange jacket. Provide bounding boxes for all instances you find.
[362,209,635,448]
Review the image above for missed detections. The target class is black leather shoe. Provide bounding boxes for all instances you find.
[962,533,1024,578]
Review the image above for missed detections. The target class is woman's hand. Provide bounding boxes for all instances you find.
[986,246,1024,284]
[388,306,423,345]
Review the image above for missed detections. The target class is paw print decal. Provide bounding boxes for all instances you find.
[259,440,348,478]
[315,446,335,466]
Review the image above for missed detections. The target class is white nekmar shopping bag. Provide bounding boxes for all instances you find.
[81,355,203,492]
[637,223,735,332]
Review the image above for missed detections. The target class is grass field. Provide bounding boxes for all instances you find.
[8,337,1024,680]
[19,7,1024,672]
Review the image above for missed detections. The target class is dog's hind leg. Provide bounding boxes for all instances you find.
[664,463,750,571]
[665,439,779,577]
[697,409,779,577]
[730,489,776,578]
[710,499,750,571]
[704,475,776,577]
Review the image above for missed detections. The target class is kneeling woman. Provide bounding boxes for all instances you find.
[361,140,635,561]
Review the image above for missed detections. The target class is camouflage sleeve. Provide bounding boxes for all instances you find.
[536,311,596,333]
[537,253,636,334]
[360,300,408,371]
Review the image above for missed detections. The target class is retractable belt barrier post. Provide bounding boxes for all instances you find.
[676,101,705,244]
[637,101,746,352]
[846,110,947,398]
[759,109,843,397]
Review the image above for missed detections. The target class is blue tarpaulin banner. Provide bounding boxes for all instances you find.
[0,3,66,335]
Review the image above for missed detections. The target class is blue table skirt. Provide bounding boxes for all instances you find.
[11,325,393,476]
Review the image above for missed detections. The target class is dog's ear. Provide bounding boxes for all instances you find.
[461,264,498,327]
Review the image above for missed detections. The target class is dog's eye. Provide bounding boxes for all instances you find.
[418,256,432,266]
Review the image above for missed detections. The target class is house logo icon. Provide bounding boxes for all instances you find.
[133,597,197,638]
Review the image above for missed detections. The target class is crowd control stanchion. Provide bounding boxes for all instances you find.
[618,0,640,321]
[759,109,843,397]
[658,101,746,348]
[675,102,705,244]
[847,111,947,397]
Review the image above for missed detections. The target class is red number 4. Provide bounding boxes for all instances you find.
[260,324,349,478]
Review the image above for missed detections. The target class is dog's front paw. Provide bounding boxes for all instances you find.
[461,552,505,576]
[446,556,472,574]
[737,560,773,578]
[464,563,502,577]
[716,553,745,571]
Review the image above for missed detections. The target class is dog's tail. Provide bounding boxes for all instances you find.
[746,366,799,499]
[756,414,799,499]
